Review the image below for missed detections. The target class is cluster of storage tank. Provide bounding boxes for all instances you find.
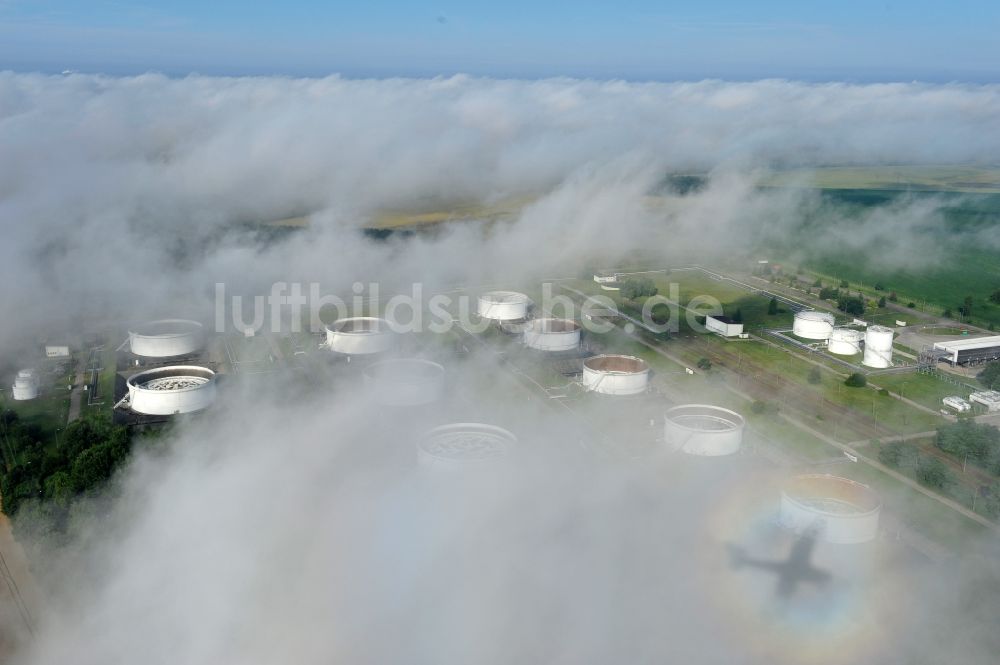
[124,319,215,416]
[793,312,894,368]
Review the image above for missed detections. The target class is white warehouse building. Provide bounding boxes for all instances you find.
[970,391,1000,412]
[705,315,744,338]
[942,396,972,412]
[932,335,1000,366]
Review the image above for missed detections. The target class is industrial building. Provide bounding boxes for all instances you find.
[779,474,881,544]
[970,390,1000,412]
[932,335,1000,366]
[593,270,622,284]
[942,396,972,413]
[705,315,744,338]
[581,354,649,395]
[663,404,744,456]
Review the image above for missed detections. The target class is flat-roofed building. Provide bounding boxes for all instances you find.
[970,390,1000,412]
[705,315,744,338]
[932,335,1000,366]
[942,396,972,412]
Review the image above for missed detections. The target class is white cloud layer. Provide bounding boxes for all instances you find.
[1,73,999,664]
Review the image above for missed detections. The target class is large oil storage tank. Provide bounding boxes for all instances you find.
[363,358,445,406]
[779,474,881,544]
[126,366,216,415]
[417,423,517,471]
[325,317,395,355]
[862,325,894,368]
[792,311,835,340]
[664,404,745,456]
[128,319,205,358]
[827,328,864,355]
[582,355,649,395]
[12,369,39,401]
[128,319,205,359]
[524,318,581,352]
[477,291,530,322]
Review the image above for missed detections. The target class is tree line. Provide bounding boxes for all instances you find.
[0,411,132,518]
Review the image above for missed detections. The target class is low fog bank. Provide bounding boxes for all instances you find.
[3,72,1000,663]
[2,74,1000,354]
[8,359,999,665]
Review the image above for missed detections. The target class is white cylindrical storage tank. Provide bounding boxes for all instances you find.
[417,423,517,471]
[664,404,745,456]
[827,328,864,355]
[325,317,395,355]
[862,325,894,368]
[792,311,835,340]
[129,319,205,358]
[477,291,530,322]
[12,370,39,401]
[524,318,581,352]
[582,355,649,395]
[126,366,216,415]
[779,474,881,544]
[363,358,445,406]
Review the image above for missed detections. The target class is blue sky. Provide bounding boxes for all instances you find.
[0,1,997,81]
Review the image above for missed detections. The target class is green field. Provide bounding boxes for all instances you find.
[772,189,1000,328]
[762,165,1000,193]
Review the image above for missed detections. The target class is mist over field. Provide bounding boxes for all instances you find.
[3,74,1000,353]
[2,72,1000,664]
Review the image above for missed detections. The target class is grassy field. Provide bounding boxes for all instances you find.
[762,165,1000,193]
[0,361,74,437]
[776,189,1000,328]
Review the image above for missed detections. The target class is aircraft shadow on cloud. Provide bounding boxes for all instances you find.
[727,525,832,599]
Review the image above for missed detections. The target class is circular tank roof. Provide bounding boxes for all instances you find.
[664,404,745,432]
[130,319,203,337]
[795,311,835,323]
[328,317,388,334]
[528,318,580,333]
[782,474,881,517]
[583,354,649,374]
[127,365,216,391]
[480,290,530,304]
[830,327,864,341]
[418,423,516,463]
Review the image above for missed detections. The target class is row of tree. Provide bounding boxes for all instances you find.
[934,419,1000,476]
[878,441,953,489]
